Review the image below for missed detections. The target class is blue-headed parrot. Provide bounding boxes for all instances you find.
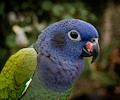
[0,19,100,100]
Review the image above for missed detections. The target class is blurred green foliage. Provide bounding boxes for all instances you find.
[0,0,120,100]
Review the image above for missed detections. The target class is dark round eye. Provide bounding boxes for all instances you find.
[68,30,81,41]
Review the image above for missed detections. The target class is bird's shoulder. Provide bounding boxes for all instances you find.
[0,48,37,99]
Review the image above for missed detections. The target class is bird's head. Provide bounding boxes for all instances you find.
[35,19,100,63]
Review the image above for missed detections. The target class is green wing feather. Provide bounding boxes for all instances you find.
[0,48,37,100]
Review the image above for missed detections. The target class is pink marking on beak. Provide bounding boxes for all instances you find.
[86,41,93,52]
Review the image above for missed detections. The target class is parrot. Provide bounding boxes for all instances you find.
[0,18,100,100]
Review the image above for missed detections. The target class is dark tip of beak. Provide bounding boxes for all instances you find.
[91,43,100,63]
[81,41,100,63]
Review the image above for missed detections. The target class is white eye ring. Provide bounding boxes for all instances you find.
[68,30,81,41]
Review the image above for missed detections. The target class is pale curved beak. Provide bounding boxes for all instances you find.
[81,38,100,63]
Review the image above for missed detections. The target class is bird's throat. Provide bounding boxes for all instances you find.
[37,54,84,92]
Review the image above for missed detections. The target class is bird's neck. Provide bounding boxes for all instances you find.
[37,54,84,92]
[21,69,61,99]
[22,69,72,99]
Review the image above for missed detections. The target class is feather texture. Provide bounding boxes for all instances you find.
[0,48,37,99]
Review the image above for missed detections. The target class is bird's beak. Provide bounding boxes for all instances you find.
[81,38,100,63]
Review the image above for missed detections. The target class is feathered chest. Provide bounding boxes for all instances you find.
[37,54,84,92]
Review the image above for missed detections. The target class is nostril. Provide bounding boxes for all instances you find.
[90,38,95,43]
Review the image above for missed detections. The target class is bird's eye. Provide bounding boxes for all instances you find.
[68,30,81,41]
